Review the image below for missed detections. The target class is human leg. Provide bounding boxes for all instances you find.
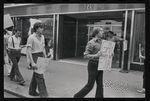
[29,72,39,96]
[74,60,98,98]
[4,53,12,75]
[15,55,25,83]
[95,71,103,98]
[9,56,16,81]
[35,72,48,97]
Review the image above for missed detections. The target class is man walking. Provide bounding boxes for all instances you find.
[26,22,48,98]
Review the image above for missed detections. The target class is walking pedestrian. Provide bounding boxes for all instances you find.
[74,27,105,98]
[4,29,12,76]
[26,22,48,98]
[137,45,145,94]
[7,28,26,85]
[47,38,53,58]
[106,31,124,63]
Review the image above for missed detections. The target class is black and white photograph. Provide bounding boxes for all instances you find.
[4,3,145,98]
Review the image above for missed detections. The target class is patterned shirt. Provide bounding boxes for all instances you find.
[84,38,102,61]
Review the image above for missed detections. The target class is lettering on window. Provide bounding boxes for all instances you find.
[46,5,52,13]
[85,4,94,10]
[31,6,38,14]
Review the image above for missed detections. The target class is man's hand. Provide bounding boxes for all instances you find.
[139,55,145,59]
[97,51,103,57]
[31,62,38,70]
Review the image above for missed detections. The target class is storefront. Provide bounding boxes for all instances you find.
[4,4,145,71]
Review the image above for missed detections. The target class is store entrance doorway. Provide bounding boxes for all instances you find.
[60,11,125,69]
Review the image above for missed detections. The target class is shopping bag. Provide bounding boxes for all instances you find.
[34,57,51,74]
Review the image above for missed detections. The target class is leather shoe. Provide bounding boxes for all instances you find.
[29,92,40,96]
[18,80,25,85]
[10,78,17,82]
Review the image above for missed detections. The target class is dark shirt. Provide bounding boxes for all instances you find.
[84,38,102,61]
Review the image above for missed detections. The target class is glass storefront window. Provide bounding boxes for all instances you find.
[15,16,54,57]
[132,10,145,63]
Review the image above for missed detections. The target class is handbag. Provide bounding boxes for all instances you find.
[7,37,21,55]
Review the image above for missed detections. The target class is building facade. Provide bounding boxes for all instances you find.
[4,3,145,71]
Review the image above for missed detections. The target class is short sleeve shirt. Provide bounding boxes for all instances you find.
[26,33,45,53]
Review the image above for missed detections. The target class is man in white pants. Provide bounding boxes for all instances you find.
[4,29,12,76]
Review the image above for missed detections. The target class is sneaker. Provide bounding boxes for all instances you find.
[137,89,145,93]
[29,92,40,96]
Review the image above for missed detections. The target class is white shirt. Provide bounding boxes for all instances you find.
[8,35,21,49]
[26,33,45,53]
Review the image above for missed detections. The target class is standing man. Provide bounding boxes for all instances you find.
[74,27,105,98]
[26,22,48,98]
[7,28,25,85]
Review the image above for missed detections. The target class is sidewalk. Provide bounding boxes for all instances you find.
[4,56,145,98]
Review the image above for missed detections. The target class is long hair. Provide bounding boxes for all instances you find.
[91,27,103,38]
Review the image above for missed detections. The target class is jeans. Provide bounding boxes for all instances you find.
[8,50,24,82]
[29,52,48,97]
[74,60,103,98]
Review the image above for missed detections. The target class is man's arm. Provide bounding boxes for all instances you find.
[84,42,102,59]
[26,36,37,68]
[26,46,35,66]
[43,47,47,58]
[42,36,47,58]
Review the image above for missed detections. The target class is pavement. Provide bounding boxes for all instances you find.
[4,55,145,98]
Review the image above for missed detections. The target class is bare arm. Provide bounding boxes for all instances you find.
[115,36,124,41]
[43,47,47,58]
[42,35,47,58]
[26,46,35,66]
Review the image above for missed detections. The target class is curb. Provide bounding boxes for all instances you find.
[4,89,27,98]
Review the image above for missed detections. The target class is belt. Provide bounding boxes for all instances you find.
[89,59,99,63]
[8,48,21,51]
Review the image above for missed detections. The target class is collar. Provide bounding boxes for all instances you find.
[12,35,19,39]
[93,38,102,43]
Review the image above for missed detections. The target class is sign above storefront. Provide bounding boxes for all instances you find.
[85,4,94,10]
[4,4,145,17]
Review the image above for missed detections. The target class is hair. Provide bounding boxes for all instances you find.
[108,31,115,35]
[102,31,109,39]
[33,22,43,32]
[31,28,34,34]
[91,27,103,38]
[12,28,21,35]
